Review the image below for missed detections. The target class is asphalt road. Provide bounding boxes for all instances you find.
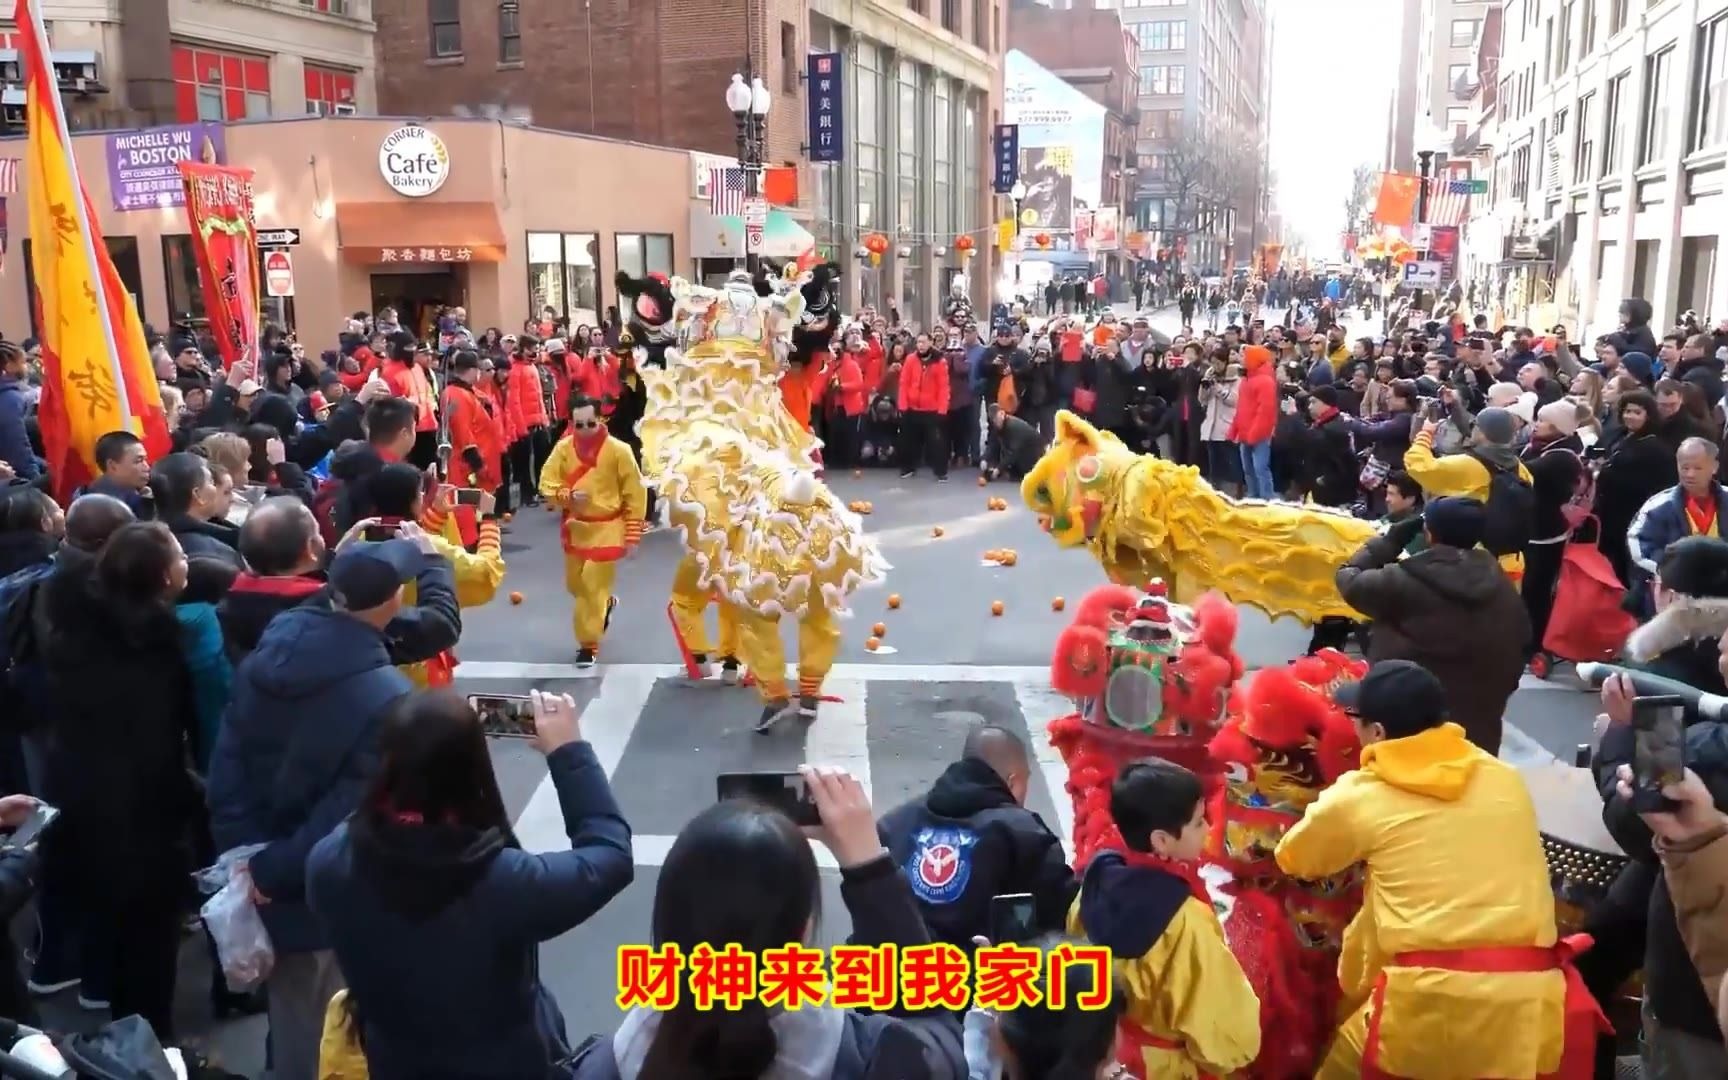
[95,300,1608,1073]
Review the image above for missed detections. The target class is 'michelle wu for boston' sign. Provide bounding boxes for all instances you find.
[378,125,450,198]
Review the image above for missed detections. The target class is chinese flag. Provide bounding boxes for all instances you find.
[16,0,169,504]
[1372,172,1422,228]
[762,166,798,207]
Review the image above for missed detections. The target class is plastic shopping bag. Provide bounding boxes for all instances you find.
[196,845,274,994]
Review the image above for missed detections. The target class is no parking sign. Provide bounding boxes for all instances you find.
[264,250,295,297]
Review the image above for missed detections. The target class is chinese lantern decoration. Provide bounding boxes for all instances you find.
[954,234,976,260]
[863,233,890,266]
[1034,232,1052,250]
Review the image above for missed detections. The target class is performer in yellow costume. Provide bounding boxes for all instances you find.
[669,553,742,681]
[620,266,887,730]
[1021,411,1377,623]
[537,393,648,667]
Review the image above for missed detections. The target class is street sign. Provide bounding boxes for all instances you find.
[264,250,295,297]
[1402,260,1443,289]
[743,197,767,255]
[256,228,301,247]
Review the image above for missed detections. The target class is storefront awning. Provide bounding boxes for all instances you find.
[336,201,507,264]
[688,207,815,260]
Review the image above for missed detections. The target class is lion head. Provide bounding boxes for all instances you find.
[1020,411,1141,548]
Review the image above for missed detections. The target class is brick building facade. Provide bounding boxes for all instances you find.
[374,0,1004,322]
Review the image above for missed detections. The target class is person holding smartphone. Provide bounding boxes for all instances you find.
[309,690,632,1080]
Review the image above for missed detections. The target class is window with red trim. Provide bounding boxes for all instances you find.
[304,64,356,115]
[170,44,271,124]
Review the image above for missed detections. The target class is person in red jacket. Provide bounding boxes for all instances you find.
[442,351,506,538]
[825,342,866,468]
[380,332,441,469]
[505,337,550,506]
[476,355,517,506]
[896,332,952,481]
[1228,343,1278,499]
[575,344,623,417]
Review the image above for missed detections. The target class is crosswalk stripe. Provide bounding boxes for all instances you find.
[512,667,655,855]
[1012,678,1079,859]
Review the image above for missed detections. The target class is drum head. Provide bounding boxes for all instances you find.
[1105,664,1165,733]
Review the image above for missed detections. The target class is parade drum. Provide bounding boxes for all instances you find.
[1519,761,1628,933]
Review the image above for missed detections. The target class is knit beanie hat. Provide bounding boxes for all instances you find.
[1536,400,1579,437]
[1474,407,1516,445]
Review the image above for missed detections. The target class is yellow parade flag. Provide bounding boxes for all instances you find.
[16,0,168,503]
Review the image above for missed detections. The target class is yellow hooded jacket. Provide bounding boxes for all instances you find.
[1275,722,1566,1079]
[1066,852,1261,1078]
[1401,426,1532,578]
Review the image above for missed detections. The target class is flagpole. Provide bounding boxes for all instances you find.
[17,0,130,429]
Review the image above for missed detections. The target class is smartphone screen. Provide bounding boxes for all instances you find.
[715,771,820,827]
[363,523,402,543]
[5,804,58,850]
[454,488,486,507]
[468,694,536,738]
[1630,695,1686,812]
[988,893,1038,945]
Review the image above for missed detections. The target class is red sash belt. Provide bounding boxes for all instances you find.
[1361,934,1607,1080]
[1119,1020,1216,1080]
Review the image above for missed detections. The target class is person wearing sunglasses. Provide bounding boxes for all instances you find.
[536,392,648,667]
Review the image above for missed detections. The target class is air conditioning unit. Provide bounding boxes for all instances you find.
[51,50,106,95]
[333,102,357,116]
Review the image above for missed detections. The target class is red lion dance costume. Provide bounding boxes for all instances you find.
[1049,582,1366,1079]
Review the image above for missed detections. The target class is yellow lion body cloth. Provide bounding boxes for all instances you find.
[1021,411,1375,623]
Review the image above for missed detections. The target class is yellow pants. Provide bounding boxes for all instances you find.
[563,554,619,650]
[734,605,841,702]
[669,557,741,658]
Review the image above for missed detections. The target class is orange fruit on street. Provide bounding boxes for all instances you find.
[853,469,863,478]
[509,591,524,605]
[502,512,514,523]
[931,526,945,537]
[862,501,874,513]
[991,600,1005,616]
[1052,596,1066,611]
[1000,552,1018,566]
[872,621,887,636]
[977,475,988,487]
[865,636,881,651]
[887,593,902,609]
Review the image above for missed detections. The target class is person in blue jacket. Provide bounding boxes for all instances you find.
[206,534,438,1080]
[308,689,634,1080]
[0,342,40,482]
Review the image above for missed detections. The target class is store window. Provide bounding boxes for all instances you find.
[23,237,143,339]
[162,235,205,323]
[527,231,601,328]
[615,233,673,280]
[304,64,356,115]
[171,45,270,124]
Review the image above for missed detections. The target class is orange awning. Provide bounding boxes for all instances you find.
[336,201,506,264]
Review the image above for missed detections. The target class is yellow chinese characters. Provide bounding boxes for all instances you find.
[615,942,1113,1012]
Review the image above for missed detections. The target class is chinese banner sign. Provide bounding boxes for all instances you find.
[178,161,261,371]
[15,0,168,504]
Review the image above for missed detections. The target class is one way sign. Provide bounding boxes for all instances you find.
[256,228,301,247]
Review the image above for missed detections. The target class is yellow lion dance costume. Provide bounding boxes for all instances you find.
[1021,411,1376,623]
[632,269,889,730]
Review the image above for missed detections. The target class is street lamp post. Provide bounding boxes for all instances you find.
[1009,180,1026,240]
[726,72,773,274]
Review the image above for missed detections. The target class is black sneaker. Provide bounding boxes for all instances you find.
[898,471,916,480]
[688,652,712,678]
[936,475,949,483]
[798,695,819,721]
[575,648,597,669]
[754,699,797,733]
[720,658,741,685]
[604,596,618,631]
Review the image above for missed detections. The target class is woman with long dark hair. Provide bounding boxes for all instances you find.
[1595,389,1678,585]
[969,934,1129,1079]
[307,689,632,1080]
[39,521,201,1038]
[572,766,965,1079]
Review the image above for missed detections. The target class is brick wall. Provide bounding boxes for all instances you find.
[374,0,809,161]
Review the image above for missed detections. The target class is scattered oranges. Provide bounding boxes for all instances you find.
[1000,551,1018,566]
[865,636,881,651]
[847,500,874,514]
[977,475,989,487]
[872,621,887,637]
[887,593,902,609]
[991,600,1005,616]
[984,547,1019,566]
[1052,596,1066,611]
[509,591,524,605]
[986,497,1008,511]
[502,512,514,523]
[931,525,945,537]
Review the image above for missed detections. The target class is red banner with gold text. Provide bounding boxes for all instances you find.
[177,161,261,371]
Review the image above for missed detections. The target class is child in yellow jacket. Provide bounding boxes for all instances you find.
[1068,758,1261,1078]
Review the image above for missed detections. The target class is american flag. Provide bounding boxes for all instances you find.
[1425,175,1474,227]
[0,159,17,195]
[710,167,746,216]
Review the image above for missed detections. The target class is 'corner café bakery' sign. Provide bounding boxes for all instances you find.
[378,125,450,197]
